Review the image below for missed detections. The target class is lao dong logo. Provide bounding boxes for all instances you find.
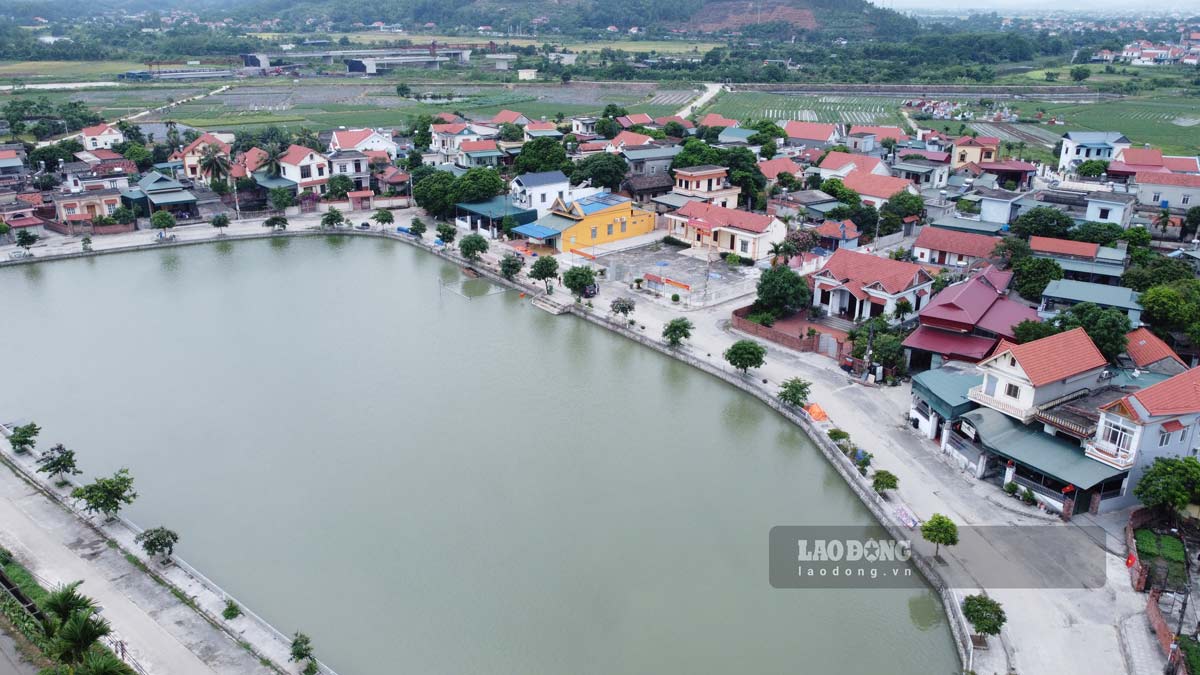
[797,537,912,563]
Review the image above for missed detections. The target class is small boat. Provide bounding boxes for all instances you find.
[463,267,481,279]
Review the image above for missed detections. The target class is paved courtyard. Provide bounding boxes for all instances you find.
[595,242,761,307]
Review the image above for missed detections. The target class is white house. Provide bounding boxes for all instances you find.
[815,151,889,181]
[328,128,398,158]
[430,123,497,165]
[80,123,124,150]
[839,170,918,208]
[912,227,1000,268]
[279,145,330,195]
[1057,131,1132,172]
[1135,172,1200,210]
[810,248,935,321]
[510,170,600,217]
[664,200,785,261]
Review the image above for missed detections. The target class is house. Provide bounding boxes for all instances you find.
[1107,147,1200,178]
[847,125,908,143]
[912,227,1000,268]
[453,196,538,237]
[909,366,984,442]
[0,149,27,188]
[512,191,655,253]
[615,113,653,129]
[457,140,504,168]
[698,113,739,129]
[903,268,1038,367]
[664,200,785,261]
[605,130,654,153]
[571,117,597,136]
[653,116,694,134]
[1057,131,1132,172]
[60,160,136,193]
[846,131,878,154]
[119,172,198,219]
[1135,172,1200,210]
[372,165,410,194]
[810,248,935,322]
[1084,191,1136,227]
[816,151,888,180]
[670,165,740,208]
[433,113,465,124]
[624,174,676,203]
[976,160,1037,191]
[811,219,859,251]
[510,170,601,217]
[328,128,398,158]
[839,170,918,208]
[487,110,530,127]
[229,147,269,181]
[523,122,563,142]
[622,144,681,179]
[430,123,494,164]
[0,200,48,237]
[951,136,1000,168]
[278,145,331,195]
[890,159,949,190]
[716,127,756,145]
[1029,236,1128,285]
[176,133,232,186]
[783,121,838,147]
[756,157,802,185]
[1120,327,1186,374]
[80,123,124,150]
[327,150,371,190]
[974,186,1026,224]
[1038,279,1142,324]
[53,189,123,225]
[767,189,841,221]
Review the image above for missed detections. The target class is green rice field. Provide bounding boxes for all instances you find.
[1035,97,1200,155]
[701,91,907,125]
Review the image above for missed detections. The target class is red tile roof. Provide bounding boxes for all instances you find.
[616,113,653,128]
[914,227,999,259]
[783,121,837,142]
[81,123,116,137]
[1029,236,1098,259]
[815,248,930,295]
[489,110,526,124]
[374,166,410,184]
[1120,148,1163,166]
[1126,367,1200,417]
[525,121,558,131]
[89,148,123,161]
[181,132,231,157]
[654,115,694,129]
[675,200,774,234]
[1124,327,1185,368]
[814,219,859,240]
[839,170,915,200]
[280,144,325,166]
[902,325,997,360]
[756,157,801,180]
[432,123,469,134]
[1163,156,1200,173]
[332,128,375,148]
[363,149,390,163]
[977,160,1036,173]
[847,125,908,142]
[896,148,950,163]
[433,112,463,123]
[1136,171,1200,188]
[818,151,881,174]
[460,139,498,152]
[609,131,653,148]
[991,327,1108,387]
[698,113,739,128]
[578,141,608,152]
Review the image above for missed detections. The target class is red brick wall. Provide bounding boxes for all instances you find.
[1127,508,1152,592]
[731,306,821,353]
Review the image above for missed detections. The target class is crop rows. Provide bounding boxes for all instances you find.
[705,92,905,125]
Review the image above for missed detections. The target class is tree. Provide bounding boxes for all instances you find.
[1053,302,1130,361]
[663,318,694,347]
[71,469,137,520]
[724,339,767,374]
[571,153,628,191]
[452,167,504,204]
[499,253,524,280]
[122,143,152,171]
[459,233,488,262]
[371,209,394,227]
[1070,220,1123,245]
[991,237,1030,269]
[872,470,899,494]
[15,229,38,250]
[410,114,433,151]
[778,377,812,407]
[210,213,230,234]
[150,211,176,230]
[759,139,777,160]
[413,171,457,219]
[610,296,636,319]
[48,609,111,666]
[499,215,518,238]
[755,265,809,316]
[1070,65,1091,82]
[594,117,620,139]
[135,526,179,563]
[767,240,798,266]
[498,123,524,142]
[1075,159,1109,178]
[514,137,568,174]
[962,595,1007,637]
[41,581,96,635]
[269,188,295,211]
[671,138,723,172]
[820,178,861,207]
[786,228,819,253]
[290,631,314,662]
[409,218,426,238]
[662,121,687,138]
[77,650,136,675]
[1134,456,1200,519]
[920,513,958,557]
[563,265,597,298]
[326,174,354,200]
[530,256,559,292]
[198,143,231,186]
[7,421,40,455]
[1184,206,1200,242]
[1011,207,1073,239]
[32,173,59,190]
[1012,257,1062,301]
[320,207,344,229]
[264,215,288,230]
[112,206,136,225]
[433,223,456,245]
[1012,319,1059,343]
[37,443,81,483]
[892,297,913,321]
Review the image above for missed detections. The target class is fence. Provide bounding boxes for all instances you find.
[1126,508,1152,591]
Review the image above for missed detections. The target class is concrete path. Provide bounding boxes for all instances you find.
[1120,612,1168,675]
[676,83,723,118]
[0,465,271,675]
[0,631,39,675]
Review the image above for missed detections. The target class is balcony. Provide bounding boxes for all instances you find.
[967,385,1037,423]
[1084,439,1135,470]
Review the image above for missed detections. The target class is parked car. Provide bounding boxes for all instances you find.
[357,222,371,230]
[582,283,599,298]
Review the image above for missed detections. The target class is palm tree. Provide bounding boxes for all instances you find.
[76,650,135,675]
[768,241,787,267]
[165,120,180,151]
[1154,209,1174,235]
[262,143,285,178]
[41,581,97,635]
[47,609,111,666]
[768,240,798,266]
[197,144,231,186]
[1002,141,1015,159]
[295,127,320,150]
[1016,140,1026,159]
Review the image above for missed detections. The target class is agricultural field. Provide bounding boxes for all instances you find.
[0,60,149,81]
[1035,96,1200,155]
[249,32,722,55]
[4,86,209,119]
[154,81,694,131]
[701,91,907,126]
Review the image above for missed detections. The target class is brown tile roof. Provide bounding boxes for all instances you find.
[814,219,859,239]
[675,200,774,234]
[1126,367,1200,417]
[1124,327,1185,368]
[992,327,1108,387]
[839,170,915,200]
[1029,236,1099,259]
[1136,171,1200,188]
[816,248,930,295]
[783,121,837,141]
[914,227,999,258]
[756,157,801,180]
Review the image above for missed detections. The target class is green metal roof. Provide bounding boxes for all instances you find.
[454,196,537,224]
[146,190,197,206]
[464,150,504,158]
[912,369,981,421]
[960,408,1125,489]
[252,170,297,189]
[1041,279,1141,310]
[931,216,1006,235]
[1045,257,1124,277]
[532,213,578,233]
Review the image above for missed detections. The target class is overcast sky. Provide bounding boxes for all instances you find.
[885,0,1189,11]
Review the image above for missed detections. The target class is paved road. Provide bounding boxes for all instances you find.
[676,83,723,118]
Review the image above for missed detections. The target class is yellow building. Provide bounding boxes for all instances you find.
[513,191,655,253]
[952,135,1001,168]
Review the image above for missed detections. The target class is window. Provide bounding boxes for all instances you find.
[339,164,348,173]
[1009,356,1016,367]
[740,240,749,254]
[317,165,325,177]
[1185,195,1192,206]
[607,223,613,235]
[1004,383,1020,399]
[590,227,597,239]
[1102,416,1134,453]
[540,193,547,203]
[1152,192,1161,203]
[300,166,312,179]
[1098,207,1110,220]
[620,221,626,233]
[1160,430,1172,447]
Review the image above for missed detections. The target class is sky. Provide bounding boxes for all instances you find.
[885,0,1189,11]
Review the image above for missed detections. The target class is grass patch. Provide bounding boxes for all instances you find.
[1136,528,1191,588]
[0,59,146,80]
[703,91,907,126]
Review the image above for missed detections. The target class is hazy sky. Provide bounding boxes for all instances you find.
[885,0,1189,11]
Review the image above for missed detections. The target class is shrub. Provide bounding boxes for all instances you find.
[1020,487,1036,505]
[1160,535,1187,564]
[872,470,899,493]
[962,594,1007,636]
[1003,481,1019,495]
[222,599,242,620]
[747,311,776,326]
[725,252,743,267]
[827,429,850,442]
[1134,529,1160,558]
[671,293,680,303]
[662,235,688,247]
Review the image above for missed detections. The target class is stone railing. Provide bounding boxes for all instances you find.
[967,385,1036,422]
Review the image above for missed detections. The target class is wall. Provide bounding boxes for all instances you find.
[559,206,655,251]
[731,306,825,354]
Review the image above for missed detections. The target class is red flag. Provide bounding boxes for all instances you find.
[1126,553,1137,568]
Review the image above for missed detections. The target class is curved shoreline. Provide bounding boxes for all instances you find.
[2,229,971,671]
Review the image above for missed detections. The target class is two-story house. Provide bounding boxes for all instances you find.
[279,145,331,195]
[457,140,504,169]
[430,123,496,165]
[810,248,935,322]
[669,165,740,208]
[80,123,124,150]
[1057,131,1132,172]
[175,133,234,186]
[328,128,398,159]
[757,157,803,186]
[664,201,786,261]
[815,151,889,181]
[509,170,600,217]
[1029,236,1128,285]
[951,135,1000,168]
[604,131,653,154]
[622,144,681,179]
[327,149,371,190]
